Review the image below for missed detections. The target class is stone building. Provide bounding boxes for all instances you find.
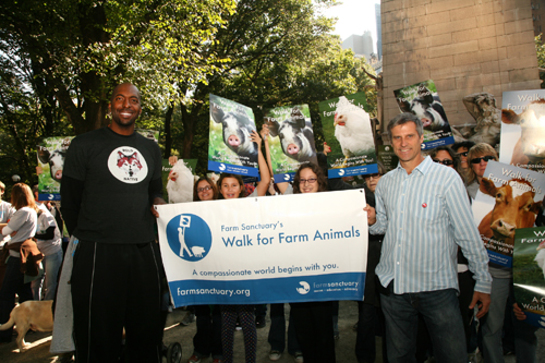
[380,0,541,137]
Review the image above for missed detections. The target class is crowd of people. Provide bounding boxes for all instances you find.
[0,82,541,363]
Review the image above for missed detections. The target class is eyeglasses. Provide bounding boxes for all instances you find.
[299,178,317,184]
[457,151,468,157]
[471,156,496,164]
[433,158,454,166]
[364,173,381,180]
[197,185,212,193]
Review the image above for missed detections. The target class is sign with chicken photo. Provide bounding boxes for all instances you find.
[318,92,378,178]
[499,90,545,174]
[472,161,545,269]
[264,104,318,183]
[513,226,545,329]
[393,80,455,150]
[162,159,197,204]
[208,94,259,177]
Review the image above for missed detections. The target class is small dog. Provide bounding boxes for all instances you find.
[0,300,53,352]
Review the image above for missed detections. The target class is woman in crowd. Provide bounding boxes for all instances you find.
[429,145,462,175]
[0,181,15,249]
[0,183,39,343]
[452,141,476,182]
[465,143,498,199]
[218,128,270,363]
[187,176,223,363]
[278,163,336,363]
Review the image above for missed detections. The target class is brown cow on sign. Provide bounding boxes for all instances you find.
[501,98,545,171]
[478,178,542,255]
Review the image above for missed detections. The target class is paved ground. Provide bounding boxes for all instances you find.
[1,301,544,362]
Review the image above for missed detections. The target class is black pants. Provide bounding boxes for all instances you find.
[290,301,336,363]
[71,241,164,363]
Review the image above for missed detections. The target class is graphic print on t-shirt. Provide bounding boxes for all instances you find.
[108,146,149,184]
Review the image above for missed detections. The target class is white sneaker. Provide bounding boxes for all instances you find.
[269,350,282,361]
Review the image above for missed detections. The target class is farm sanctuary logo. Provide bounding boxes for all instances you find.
[166,214,212,262]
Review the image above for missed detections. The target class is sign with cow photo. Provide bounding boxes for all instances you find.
[499,90,545,174]
[264,104,317,183]
[513,227,545,329]
[318,92,378,178]
[393,80,455,150]
[472,161,545,269]
[162,159,197,204]
[208,94,259,177]
[37,136,74,201]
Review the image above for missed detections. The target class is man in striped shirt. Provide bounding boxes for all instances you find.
[365,113,491,363]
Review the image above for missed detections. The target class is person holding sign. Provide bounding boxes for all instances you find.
[364,113,492,363]
[217,127,270,363]
[60,83,167,362]
[277,163,336,363]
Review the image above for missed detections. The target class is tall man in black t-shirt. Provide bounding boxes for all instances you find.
[61,83,167,363]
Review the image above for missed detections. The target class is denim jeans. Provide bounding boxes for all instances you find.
[268,303,300,355]
[32,249,63,301]
[481,277,537,363]
[380,287,466,363]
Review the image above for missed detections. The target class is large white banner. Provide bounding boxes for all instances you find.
[156,190,368,307]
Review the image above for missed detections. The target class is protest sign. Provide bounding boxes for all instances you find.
[37,137,73,201]
[208,94,259,177]
[156,190,368,306]
[377,145,399,172]
[264,105,317,183]
[318,93,378,178]
[393,80,454,150]
[513,227,545,329]
[162,159,197,203]
[472,161,545,269]
[499,90,545,174]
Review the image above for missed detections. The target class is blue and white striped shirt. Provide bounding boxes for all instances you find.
[370,156,492,294]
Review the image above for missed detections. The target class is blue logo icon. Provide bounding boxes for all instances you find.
[219,163,226,171]
[284,174,290,181]
[166,214,212,261]
[338,169,345,176]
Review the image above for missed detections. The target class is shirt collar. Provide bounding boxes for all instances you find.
[395,155,432,175]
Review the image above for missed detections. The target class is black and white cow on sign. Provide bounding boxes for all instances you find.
[37,139,72,182]
[211,104,258,167]
[266,108,317,164]
[398,85,449,132]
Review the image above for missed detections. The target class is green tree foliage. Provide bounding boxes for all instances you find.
[168,0,377,175]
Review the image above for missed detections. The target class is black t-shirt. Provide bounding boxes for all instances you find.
[63,127,162,243]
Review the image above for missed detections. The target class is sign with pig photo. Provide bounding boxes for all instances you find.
[472,161,545,269]
[264,104,317,183]
[319,92,378,178]
[513,227,545,329]
[499,90,545,174]
[155,189,368,306]
[208,94,259,177]
[393,80,455,150]
[37,136,74,201]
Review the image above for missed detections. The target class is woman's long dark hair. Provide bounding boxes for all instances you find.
[217,173,245,199]
[193,177,219,201]
[292,163,328,194]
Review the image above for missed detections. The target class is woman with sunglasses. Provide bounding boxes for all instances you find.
[465,143,498,200]
[452,141,476,182]
[429,146,461,172]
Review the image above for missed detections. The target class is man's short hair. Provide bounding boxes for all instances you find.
[110,83,141,104]
[387,112,423,141]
